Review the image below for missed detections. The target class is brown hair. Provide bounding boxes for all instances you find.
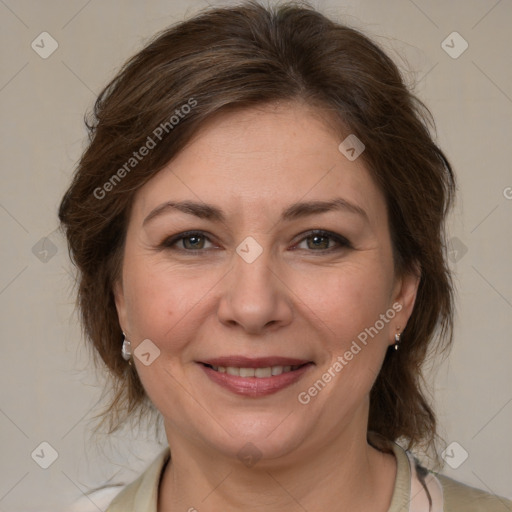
[58,1,455,459]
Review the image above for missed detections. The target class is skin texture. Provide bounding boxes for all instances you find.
[114,102,420,511]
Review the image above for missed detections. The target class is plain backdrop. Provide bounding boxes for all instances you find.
[1,0,511,510]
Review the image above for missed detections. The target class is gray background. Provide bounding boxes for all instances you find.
[1,0,511,510]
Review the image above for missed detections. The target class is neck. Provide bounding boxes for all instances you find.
[158,417,397,511]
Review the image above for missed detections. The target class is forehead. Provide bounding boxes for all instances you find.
[133,103,387,228]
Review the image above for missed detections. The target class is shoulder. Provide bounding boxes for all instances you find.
[106,448,170,512]
[68,485,125,511]
[389,440,511,512]
[436,473,512,512]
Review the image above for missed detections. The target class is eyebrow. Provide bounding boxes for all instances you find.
[142,197,368,226]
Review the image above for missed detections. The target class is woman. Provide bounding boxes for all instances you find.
[59,2,512,511]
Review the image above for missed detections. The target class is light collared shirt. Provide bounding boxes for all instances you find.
[104,442,512,511]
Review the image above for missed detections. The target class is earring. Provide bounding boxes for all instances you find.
[394,332,401,351]
[121,332,132,361]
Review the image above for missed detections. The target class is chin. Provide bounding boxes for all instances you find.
[194,410,313,463]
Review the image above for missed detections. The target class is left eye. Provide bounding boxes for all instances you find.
[180,234,212,250]
[294,231,350,251]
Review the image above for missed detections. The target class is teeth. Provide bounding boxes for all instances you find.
[209,364,302,377]
[271,365,283,375]
[255,367,272,378]
[240,368,255,377]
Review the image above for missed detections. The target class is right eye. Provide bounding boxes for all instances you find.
[159,231,218,252]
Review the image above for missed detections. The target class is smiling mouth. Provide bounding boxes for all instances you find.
[198,360,314,397]
[201,363,309,378]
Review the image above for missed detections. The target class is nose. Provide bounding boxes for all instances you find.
[216,243,294,335]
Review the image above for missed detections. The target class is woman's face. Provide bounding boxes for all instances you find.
[114,103,418,461]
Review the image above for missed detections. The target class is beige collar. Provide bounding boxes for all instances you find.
[107,443,444,511]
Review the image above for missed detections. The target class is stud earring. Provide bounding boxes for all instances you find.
[121,332,132,361]
[394,332,401,351]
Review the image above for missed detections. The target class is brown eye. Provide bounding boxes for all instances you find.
[160,231,216,252]
[182,234,206,250]
[295,230,351,252]
[306,234,331,250]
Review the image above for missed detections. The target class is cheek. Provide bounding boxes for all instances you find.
[295,259,395,336]
[121,254,222,353]
[121,258,203,410]
[293,259,395,396]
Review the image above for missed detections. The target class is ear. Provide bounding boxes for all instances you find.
[113,278,129,334]
[390,263,421,341]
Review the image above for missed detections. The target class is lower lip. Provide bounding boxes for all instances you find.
[199,363,314,397]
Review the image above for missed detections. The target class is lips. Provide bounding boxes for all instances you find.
[197,356,314,397]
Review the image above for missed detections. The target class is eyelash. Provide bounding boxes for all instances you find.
[159,229,352,254]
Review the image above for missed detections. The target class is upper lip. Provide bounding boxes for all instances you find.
[199,356,312,368]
